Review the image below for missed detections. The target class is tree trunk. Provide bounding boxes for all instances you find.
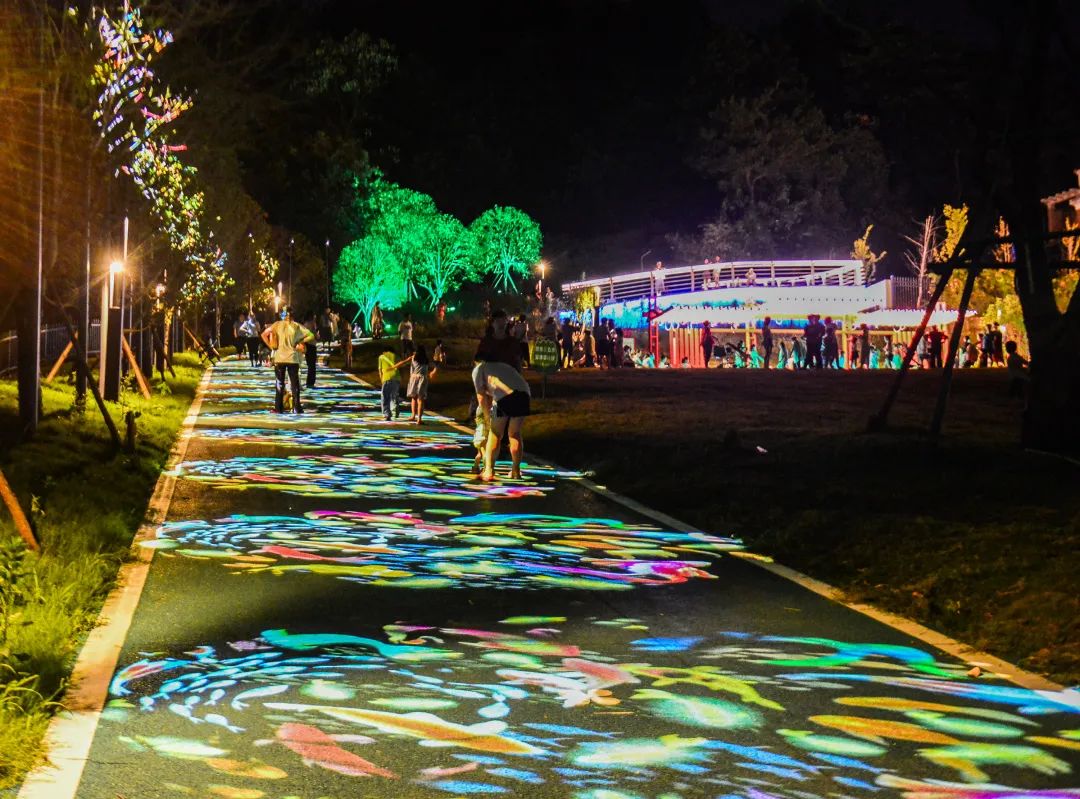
[1020,274,1080,453]
[15,287,42,439]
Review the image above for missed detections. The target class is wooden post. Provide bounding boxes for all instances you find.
[121,336,152,399]
[868,268,952,432]
[44,339,73,383]
[151,324,176,379]
[59,313,122,449]
[0,467,39,552]
[929,269,978,439]
[183,323,218,363]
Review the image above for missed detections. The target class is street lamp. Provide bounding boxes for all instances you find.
[324,238,331,308]
[108,260,124,308]
[639,249,651,272]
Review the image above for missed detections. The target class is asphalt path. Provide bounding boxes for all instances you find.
[73,358,1080,799]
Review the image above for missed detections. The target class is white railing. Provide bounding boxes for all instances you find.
[563,259,866,304]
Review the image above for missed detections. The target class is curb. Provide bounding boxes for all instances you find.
[341,370,1067,694]
[17,364,215,799]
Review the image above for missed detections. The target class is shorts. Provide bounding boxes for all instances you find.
[494,390,531,419]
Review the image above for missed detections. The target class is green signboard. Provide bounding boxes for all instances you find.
[531,337,560,374]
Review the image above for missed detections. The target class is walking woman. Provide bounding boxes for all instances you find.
[261,306,315,414]
[406,345,437,424]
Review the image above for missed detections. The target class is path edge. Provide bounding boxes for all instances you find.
[544,459,1067,693]
[16,363,216,799]
[340,370,1067,694]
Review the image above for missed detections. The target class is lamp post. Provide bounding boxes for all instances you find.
[100,259,124,401]
[324,238,331,309]
[287,237,294,307]
[639,248,651,272]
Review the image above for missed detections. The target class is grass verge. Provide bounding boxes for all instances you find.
[339,335,1078,686]
[0,352,205,788]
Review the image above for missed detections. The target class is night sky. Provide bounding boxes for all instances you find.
[224,0,1078,277]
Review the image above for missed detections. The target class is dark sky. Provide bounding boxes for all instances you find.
[271,0,1077,273]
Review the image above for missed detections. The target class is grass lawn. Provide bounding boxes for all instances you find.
[0,352,205,788]
[343,336,1079,686]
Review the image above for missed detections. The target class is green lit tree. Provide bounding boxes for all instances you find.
[469,205,543,292]
[359,172,439,298]
[333,235,407,327]
[410,213,474,310]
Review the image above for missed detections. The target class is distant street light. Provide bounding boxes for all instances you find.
[639,248,652,272]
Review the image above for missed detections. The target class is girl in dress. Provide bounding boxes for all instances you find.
[406,345,437,424]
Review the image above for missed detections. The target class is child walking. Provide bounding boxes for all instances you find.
[471,402,489,474]
[406,345,437,424]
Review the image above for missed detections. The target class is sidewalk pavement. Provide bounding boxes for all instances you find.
[56,358,1080,798]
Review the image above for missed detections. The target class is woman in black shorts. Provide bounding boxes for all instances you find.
[472,351,532,481]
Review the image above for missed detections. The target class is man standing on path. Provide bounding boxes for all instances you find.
[378,345,413,421]
[761,317,773,369]
[701,320,714,366]
[473,351,531,481]
[261,306,314,414]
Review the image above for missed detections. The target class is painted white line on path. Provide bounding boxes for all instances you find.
[17,364,216,799]
[341,368,1066,693]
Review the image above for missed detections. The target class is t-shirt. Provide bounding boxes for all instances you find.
[399,321,413,342]
[269,320,312,364]
[472,361,530,402]
[1007,352,1028,378]
[378,351,400,384]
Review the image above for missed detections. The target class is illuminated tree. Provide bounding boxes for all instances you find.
[469,205,543,292]
[333,236,407,326]
[359,172,439,298]
[91,2,234,336]
[410,213,474,310]
[850,224,886,282]
[903,215,939,307]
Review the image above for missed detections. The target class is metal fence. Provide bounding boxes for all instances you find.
[0,322,101,376]
[885,276,936,310]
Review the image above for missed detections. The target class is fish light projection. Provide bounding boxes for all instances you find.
[198,409,396,427]
[103,622,1080,798]
[193,427,471,452]
[172,455,581,501]
[142,511,743,590]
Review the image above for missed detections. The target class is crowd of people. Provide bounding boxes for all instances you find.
[244,301,1029,486]
[249,304,535,484]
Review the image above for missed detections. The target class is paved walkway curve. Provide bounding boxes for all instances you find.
[66,360,1080,798]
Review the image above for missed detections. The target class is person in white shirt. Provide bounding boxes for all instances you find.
[399,313,414,355]
[472,352,531,481]
[260,306,314,414]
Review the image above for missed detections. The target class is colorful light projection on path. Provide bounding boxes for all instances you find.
[103,620,1080,798]
[193,427,471,452]
[198,410,394,427]
[172,456,580,501]
[142,511,743,590]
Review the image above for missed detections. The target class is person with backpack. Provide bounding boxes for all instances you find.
[260,306,315,414]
